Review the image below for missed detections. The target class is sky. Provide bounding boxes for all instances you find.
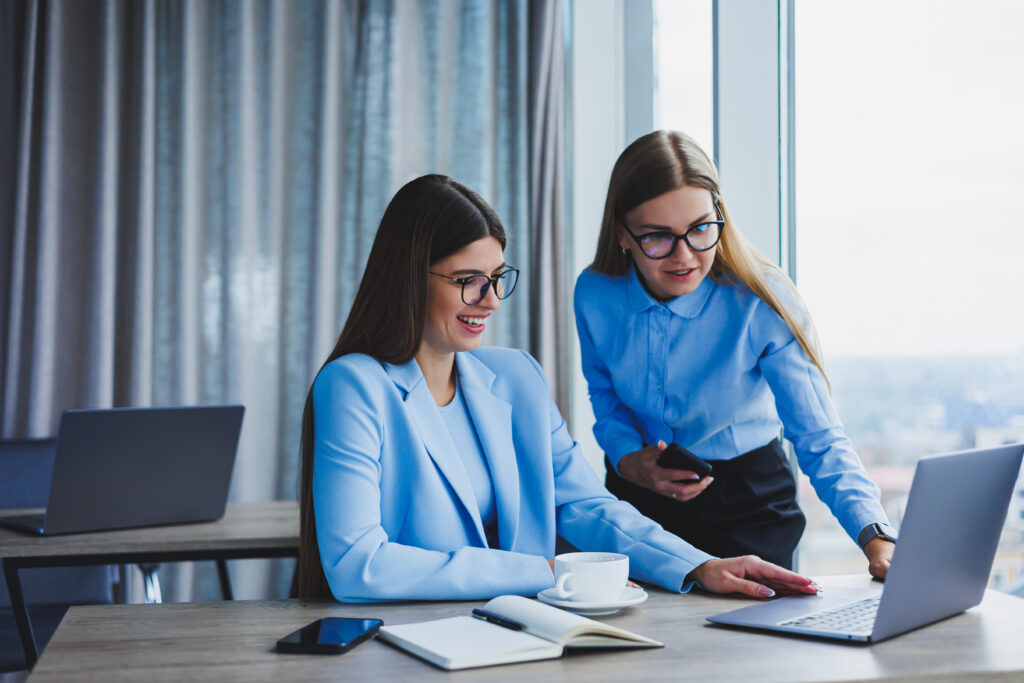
[655,0,1024,359]
[795,0,1024,358]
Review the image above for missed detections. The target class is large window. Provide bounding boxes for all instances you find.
[647,1,1024,590]
[653,0,714,155]
[794,1,1024,588]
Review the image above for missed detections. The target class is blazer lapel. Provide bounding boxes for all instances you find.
[457,353,521,550]
[385,361,487,547]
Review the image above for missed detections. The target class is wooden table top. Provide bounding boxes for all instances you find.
[0,501,298,559]
[28,575,1024,682]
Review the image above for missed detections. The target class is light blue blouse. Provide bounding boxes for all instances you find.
[439,380,497,533]
[573,265,893,543]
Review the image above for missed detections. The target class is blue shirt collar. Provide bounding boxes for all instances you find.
[625,263,715,319]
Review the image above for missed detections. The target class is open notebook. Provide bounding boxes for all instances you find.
[378,595,662,670]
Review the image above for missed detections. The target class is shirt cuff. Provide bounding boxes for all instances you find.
[674,550,717,594]
[842,502,893,545]
[605,438,644,473]
[681,577,703,593]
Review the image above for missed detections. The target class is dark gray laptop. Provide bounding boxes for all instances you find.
[0,405,244,535]
[707,443,1024,643]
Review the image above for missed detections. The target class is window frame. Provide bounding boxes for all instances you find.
[568,0,795,474]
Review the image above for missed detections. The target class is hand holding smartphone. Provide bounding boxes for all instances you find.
[656,443,713,482]
[276,617,383,655]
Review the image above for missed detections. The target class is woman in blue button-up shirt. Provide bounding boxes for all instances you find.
[575,131,896,578]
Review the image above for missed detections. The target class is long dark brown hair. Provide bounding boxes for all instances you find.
[297,174,507,599]
[592,130,828,386]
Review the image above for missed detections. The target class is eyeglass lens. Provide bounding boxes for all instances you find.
[638,223,720,258]
[462,270,518,305]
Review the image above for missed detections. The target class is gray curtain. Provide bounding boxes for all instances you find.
[0,0,567,600]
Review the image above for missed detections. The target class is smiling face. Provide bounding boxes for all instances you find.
[618,185,719,301]
[420,236,506,359]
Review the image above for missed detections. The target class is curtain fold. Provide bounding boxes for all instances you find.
[528,0,568,412]
[0,0,567,601]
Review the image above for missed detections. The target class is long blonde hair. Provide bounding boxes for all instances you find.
[591,130,829,387]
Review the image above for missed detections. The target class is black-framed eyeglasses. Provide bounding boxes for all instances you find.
[622,203,725,259]
[428,267,520,305]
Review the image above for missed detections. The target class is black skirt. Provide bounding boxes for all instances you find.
[605,439,806,569]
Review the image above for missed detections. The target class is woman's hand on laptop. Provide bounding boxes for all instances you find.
[864,538,895,580]
[686,556,819,599]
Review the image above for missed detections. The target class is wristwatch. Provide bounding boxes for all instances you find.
[857,523,897,549]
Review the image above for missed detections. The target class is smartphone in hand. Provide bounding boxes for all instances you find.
[276,617,383,655]
[656,443,713,481]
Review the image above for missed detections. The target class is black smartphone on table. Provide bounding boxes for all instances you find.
[656,442,713,481]
[276,617,383,655]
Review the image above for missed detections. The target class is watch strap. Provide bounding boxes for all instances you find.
[858,522,897,548]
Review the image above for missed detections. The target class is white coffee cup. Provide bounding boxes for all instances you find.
[551,552,629,603]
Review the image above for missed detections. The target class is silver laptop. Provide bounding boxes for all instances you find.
[707,443,1024,643]
[0,405,244,535]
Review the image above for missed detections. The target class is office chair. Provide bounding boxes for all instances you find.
[0,439,115,673]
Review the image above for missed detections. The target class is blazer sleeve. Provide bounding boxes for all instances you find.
[517,351,715,592]
[573,277,644,471]
[312,359,555,602]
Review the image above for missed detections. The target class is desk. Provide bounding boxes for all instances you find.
[27,575,1024,681]
[1,501,298,668]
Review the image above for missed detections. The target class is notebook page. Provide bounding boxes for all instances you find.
[484,595,591,642]
[379,616,561,670]
[484,595,662,646]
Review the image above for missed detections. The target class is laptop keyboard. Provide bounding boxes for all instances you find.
[779,596,880,634]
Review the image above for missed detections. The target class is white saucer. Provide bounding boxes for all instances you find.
[536,586,648,615]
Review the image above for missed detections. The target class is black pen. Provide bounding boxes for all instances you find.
[472,608,525,631]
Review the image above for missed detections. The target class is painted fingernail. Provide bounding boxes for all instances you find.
[759,587,775,597]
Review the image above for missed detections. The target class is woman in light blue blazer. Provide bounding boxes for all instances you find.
[296,174,817,602]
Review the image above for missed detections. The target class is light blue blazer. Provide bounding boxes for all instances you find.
[312,346,714,602]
